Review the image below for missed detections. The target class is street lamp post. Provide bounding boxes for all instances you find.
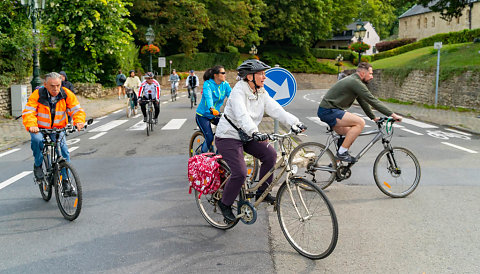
[145,26,155,73]
[353,19,367,63]
[21,0,46,91]
[335,54,344,75]
[249,44,258,56]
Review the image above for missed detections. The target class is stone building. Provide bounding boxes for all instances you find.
[315,21,380,55]
[398,0,480,40]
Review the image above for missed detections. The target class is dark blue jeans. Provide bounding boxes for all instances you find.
[195,114,219,153]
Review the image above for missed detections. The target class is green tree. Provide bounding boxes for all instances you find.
[199,0,265,52]
[261,0,335,48]
[129,0,209,56]
[358,0,397,39]
[43,0,134,83]
[0,0,33,86]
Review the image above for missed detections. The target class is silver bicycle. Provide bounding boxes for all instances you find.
[289,117,421,198]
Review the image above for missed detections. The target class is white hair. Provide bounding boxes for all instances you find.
[44,72,62,82]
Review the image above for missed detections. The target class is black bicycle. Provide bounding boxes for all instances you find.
[144,99,155,136]
[36,119,92,221]
[188,86,197,109]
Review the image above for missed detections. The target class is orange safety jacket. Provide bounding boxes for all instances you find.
[22,87,86,131]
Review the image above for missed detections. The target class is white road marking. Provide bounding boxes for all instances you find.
[89,132,108,140]
[162,101,169,104]
[181,94,187,98]
[441,142,478,154]
[133,113,142,118]
[66,138,81,145]
[0,148,21,158]
[445,128,472,136]
[96,115,108,120]
[161,119,187,130]
[307,117,328,127]
[68,146,79,152]
[113,109,123,114]
[89,120,128,132]
[128,121,146,131]
[90,120,100,126]
[0,171,32,190]
[401,118,437,129]
[400,128,424,135]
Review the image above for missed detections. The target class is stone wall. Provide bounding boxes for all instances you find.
[74,83,116,98]
[369,69,480,110]
[0,81,32,116]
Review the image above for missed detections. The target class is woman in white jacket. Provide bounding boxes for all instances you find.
[215,59,306,222]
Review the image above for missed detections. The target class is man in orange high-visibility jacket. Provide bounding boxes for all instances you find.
[22,72,86,187]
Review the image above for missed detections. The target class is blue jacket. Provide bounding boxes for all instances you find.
[196,79,231,119]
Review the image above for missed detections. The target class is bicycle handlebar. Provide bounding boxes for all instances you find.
[39,118,94,135]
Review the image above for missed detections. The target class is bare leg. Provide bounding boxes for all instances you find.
[333,112,365,149]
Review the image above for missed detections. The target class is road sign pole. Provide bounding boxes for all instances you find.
[434,42,442,108]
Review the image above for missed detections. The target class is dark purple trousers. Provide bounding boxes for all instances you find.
[215,137,277,206]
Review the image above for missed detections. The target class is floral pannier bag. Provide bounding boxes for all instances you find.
[188,153,223,198]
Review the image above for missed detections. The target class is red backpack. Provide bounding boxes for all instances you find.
[188,153,223,198]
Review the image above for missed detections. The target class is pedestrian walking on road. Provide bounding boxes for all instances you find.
[116,70,127,100]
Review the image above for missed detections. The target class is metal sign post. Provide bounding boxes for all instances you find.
[434,42,442,108]
[158,57,166,83]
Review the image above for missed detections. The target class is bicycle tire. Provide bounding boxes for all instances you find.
[189,131,205,157]
[54,161,82,221]
[126,99,132,118]
[277,177,338,260]
[146,110,150,136]
[373,147,421,198]
[39,153,52,201]
[288,142,337,189]
[195,159,241,230]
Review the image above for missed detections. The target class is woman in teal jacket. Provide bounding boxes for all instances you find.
[195,65,231,153]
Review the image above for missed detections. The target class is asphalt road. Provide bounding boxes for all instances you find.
[0,90,479,273]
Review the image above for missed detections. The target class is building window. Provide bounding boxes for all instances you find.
[456,17,460,24]
[432,16,435,27]
[404,21,408,31]
[367,31,369,38]
[424,17,428,28]
[417,18,421,28]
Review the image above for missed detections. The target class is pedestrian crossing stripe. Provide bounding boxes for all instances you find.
[161,119,187,130]
[89,120,128,132]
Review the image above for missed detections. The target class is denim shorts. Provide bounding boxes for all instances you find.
[317,107,345,128]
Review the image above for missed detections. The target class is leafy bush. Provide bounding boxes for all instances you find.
[348,42,370,53]
[352,55,372,65]
[167,52,240,72]
[225,46,239,53]
[261,47,337,74]
[40,47,62,74]
[310,48,355,61]
[375,38,416,52]
[373,28,480,61]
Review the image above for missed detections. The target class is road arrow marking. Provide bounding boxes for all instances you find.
[265,77,290,100]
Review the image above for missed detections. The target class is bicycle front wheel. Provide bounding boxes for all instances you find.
[277,177,338,260]
[39,153,52,201]
[288,142,337,189]
[189,131,205,157]
[195,159,241,230]
[54,161,82,221]
[126,100,132,118]
[373,147,421,198]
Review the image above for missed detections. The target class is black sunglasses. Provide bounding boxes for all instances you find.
[217,71,226,75]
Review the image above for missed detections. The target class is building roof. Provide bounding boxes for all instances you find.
[399,0,478,19]
[326,21,369,41]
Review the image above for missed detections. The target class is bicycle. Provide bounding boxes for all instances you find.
[288,117,421,198]
[125,87,137,118]
[170,80,178,102]
[36,119,93,221]
[188,116,259,185]
[187,86,197,109]
[143,98,156,136]
[194,130,338,260]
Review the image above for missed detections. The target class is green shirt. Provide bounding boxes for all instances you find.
[319,73,393,120]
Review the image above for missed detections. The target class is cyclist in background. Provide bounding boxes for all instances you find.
[138,72,160,123]
[169,69,180,93]
[195,65,231,153]
[124,70,141,108]
[317,62,402,163]
[185,69,199,100]
[214,60,306,222]
[22,72,85,192]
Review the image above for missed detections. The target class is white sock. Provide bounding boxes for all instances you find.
[338,146,348,154]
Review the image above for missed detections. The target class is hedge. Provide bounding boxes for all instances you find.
[261,47,337,74]
[375,38,416,52]
[166,52,240,72]
[310,48,355,61]
[372,28,480,61]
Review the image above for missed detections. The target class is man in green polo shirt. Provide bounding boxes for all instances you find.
[317,62,402,163]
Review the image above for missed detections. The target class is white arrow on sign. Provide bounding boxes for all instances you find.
[264,77,290,100]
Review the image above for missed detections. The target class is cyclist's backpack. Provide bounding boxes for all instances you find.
[188,153,222,198]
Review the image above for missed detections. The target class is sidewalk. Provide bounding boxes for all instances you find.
[1,92,479,152]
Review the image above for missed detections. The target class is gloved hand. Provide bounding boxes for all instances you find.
[252,132,269,142]
[291,123,307,134]
[210,108,220,116]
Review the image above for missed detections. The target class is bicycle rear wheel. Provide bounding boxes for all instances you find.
[126,99,133,118]
[288,142,336,189]
[39,153,52,201]
[54,161,82,221]
[373,147,421,198]
[277,177,338,260]
[195,159,241,229]
[146,109,151,136]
